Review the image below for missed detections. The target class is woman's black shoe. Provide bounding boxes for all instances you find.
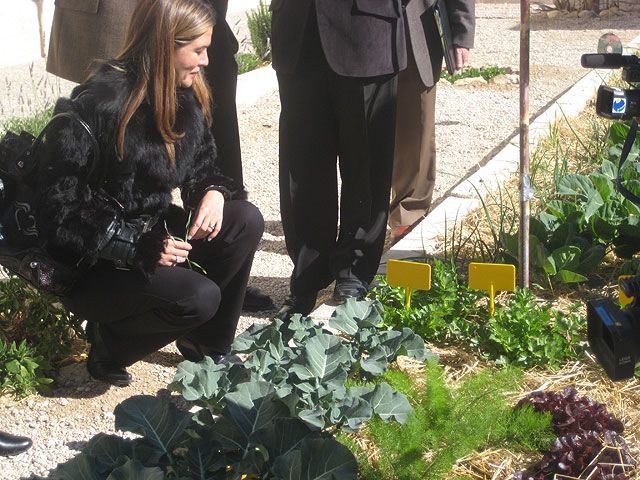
[0,431,32,456]
[86,322,132,387]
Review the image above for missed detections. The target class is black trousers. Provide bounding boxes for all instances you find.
[277,13,398,297]
[63,200,263,367]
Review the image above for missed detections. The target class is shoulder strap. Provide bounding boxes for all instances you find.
[32,95,103,189]
[616,119,640,204]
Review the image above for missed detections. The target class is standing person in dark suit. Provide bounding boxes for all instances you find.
[46,0,273,312]
[389,0,475,240]
[271,0,407,320]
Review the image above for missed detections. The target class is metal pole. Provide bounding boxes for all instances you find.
[519,0,531,288]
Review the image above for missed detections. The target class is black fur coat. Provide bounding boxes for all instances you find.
[37,63,245,274]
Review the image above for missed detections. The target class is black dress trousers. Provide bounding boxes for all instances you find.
[277,9,398,297]
[63,200,263,367]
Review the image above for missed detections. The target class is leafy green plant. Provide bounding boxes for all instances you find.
[484,288,586,368]
[52,300,431,479]
[0,273,84,369]
[376,257,485,343]
[344,361,554,479]
[171,299,429,432]
[236,51,262,74]
[168,211,208,274]
[246,0,272,61]
[441,65,508,83]
[0,339,53,397]
[501,156,640,285]
[375,260,587,369]
[0,105,53,136]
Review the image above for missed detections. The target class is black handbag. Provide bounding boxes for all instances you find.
[0,110,102,296]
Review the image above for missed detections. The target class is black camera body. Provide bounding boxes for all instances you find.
[581,53,640,119]
[587,296,640,381]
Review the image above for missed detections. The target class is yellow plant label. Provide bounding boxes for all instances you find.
[618,275,634,307]
[468,262,516,315]
[386,259,431,308]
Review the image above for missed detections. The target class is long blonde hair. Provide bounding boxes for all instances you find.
[113,0,215,165]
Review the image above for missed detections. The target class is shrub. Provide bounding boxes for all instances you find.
[0,339,53,397]
[375,259,587,369]
[0,274,85,369]
[52,300,431,479]
[246,0,272,61]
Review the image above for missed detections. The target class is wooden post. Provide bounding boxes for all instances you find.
[519,0,531,288]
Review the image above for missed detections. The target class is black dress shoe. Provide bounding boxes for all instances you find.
[275,292,317,322]
[332,278,368,304]
[176,338,242,364]
[86,322,132,387]
[242,286,275,312]
[0,431,32,456]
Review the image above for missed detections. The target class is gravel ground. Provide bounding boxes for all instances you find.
[1,3,640,478]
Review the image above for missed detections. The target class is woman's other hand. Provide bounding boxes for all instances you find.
[159,237,192,266]
[188,190,225,241]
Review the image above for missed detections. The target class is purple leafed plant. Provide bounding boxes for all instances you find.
[513,388,635,480]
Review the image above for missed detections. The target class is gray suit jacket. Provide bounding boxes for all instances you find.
[270,0,407,78]
[46,0,138,83]
[406,0,475,88]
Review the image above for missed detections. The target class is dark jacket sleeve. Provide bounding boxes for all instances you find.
[181,124,247,210]
[449,0,475,49]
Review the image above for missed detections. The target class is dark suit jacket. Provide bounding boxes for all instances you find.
[406,0,475,88]
[270,0,407,78]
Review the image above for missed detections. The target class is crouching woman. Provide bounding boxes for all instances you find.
[36,0,263,386]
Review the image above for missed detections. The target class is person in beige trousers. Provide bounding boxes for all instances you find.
[390,0,475,240]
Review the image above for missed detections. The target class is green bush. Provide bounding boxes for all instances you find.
[375,259,587,369]
[51,300,431,479]
[0,105,53,136]
[0,339,53,397]
[246,0,272,61]
[236,51,262,74]
[0,274,85,366]
[441,65,508,84]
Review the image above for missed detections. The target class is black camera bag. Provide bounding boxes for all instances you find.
[0,110,102,296]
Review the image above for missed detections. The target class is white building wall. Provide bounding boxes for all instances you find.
[0,0,55,68]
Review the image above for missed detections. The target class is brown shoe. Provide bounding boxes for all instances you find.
[391,225,411,243]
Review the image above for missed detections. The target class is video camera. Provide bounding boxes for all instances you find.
[581,53,640,120]
[581,51,640,380]
[587,277,640,381]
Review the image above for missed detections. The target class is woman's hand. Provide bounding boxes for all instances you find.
[188,190,225,241]
[159,237,192,266]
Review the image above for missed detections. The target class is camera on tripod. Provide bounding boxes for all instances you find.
[581,53,640,120]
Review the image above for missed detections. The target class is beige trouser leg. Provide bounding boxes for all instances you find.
[389,54,437,229]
